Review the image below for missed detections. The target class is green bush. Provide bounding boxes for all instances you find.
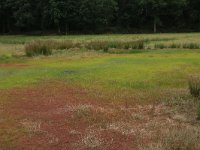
[188,75,200,98]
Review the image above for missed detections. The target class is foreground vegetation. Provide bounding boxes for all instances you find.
[0,33,200,149]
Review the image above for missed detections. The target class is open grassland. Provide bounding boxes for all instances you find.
[0,33,200,149]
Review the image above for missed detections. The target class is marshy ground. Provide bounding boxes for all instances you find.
[0,33,200,149]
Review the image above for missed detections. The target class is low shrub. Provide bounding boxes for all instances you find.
[188,75,200,98]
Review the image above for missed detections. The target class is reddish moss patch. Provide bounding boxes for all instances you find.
[1,81,200,150]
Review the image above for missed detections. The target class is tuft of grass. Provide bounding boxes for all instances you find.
[188,75,200,98]
[25,41,52,57]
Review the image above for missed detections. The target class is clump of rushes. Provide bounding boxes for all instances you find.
[25,40,145,56]
[54,40,75,50]
[154,43,166,49]
[188,75,200,98]
[154,43,200,49]
[25,40,81,57]
[25,40,52,57]
[85,41,110,51]
[86,40,144,51]
[183,43,200,49]
[168,43,181,49]
[126,40,144,49]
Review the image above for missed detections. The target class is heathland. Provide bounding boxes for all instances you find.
[0,33,200,149]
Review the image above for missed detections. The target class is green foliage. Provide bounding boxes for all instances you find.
[188,75,200,98]
[0,0,199,34]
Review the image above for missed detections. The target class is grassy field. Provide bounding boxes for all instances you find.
[0,33,200,149]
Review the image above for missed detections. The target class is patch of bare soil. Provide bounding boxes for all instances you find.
[1,82,200,150]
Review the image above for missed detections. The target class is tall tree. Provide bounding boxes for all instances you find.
[79,0,117,32]
[0,0,199,34]
[12,0,35,31]
[49,0,67,34]
[137,0,167,33]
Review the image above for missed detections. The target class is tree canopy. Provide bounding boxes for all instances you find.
[0,0,199,34]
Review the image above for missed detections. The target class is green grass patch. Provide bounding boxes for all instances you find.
[0,50,200,91]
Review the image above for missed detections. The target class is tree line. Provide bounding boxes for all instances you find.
[0,0,200,34]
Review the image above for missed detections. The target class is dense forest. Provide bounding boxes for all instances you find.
[0,0,200,34]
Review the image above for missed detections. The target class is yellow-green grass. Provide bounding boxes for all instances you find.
[0,49,200,90]
[0,34,200,101]
[0,33,200,44]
